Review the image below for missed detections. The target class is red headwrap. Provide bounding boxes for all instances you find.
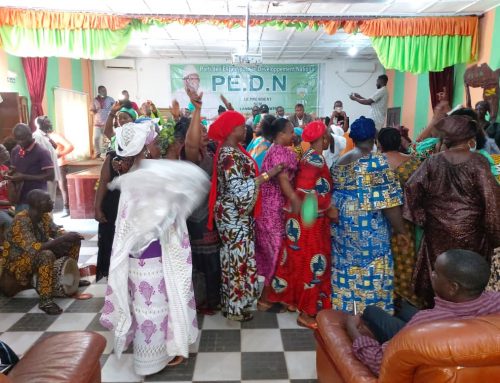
[207,111,260,230]
[208,111,246,141]
[302,121,327,143]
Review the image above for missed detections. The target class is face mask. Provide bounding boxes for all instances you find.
[335,107,343,113]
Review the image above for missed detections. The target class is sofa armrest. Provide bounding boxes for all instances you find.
[379,315,500,383]
[316,310,377,383]
[7,331,106,383]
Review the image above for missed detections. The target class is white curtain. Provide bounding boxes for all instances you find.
[54,87,90,160]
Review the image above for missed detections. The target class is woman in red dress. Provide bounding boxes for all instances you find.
[268,121,338,329]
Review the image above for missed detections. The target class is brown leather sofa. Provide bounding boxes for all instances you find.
[315,310,500,383]
[0,332,106,383]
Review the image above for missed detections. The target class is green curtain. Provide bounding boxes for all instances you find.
[0,25,133,59]
[370,35,473,74]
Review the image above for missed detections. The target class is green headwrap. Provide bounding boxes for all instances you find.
[119,107,138,121]
[157,118,176,157]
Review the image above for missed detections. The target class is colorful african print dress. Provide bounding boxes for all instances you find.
[255,144,298,285]
[1,211,79,306]
[391,156,424,308]
[214,146,259,320]
[404,152,500,307]
[331,153,403,314]
[268,148,333,317]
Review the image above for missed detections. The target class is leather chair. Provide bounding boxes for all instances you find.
[0,332,106,383]
[315,310,500,383]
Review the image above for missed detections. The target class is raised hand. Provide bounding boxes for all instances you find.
[186,87,203,110]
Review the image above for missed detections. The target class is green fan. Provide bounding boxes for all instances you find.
[301,192,318,227]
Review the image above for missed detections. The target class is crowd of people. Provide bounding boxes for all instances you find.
[0,72,499,378]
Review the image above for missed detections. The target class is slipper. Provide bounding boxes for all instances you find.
[223,311,254,322]
[296,317,318,330]
[197,308,216,316]
[39,302,63,315]
[79,265,96,277]
[257,301,287,313]
[287,305,298,312]
[167,356,184,367]
[78,280,91,287]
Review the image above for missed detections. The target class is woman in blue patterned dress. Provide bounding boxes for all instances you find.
[330,117,407,314]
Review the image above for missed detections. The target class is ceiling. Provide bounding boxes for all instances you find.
[1,0,499,60]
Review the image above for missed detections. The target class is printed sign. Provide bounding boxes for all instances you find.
[170,64,319,120]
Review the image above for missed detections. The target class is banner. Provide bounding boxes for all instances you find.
[170,64,319,121]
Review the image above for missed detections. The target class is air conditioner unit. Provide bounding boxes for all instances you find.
[232,53,263,65]
[342,60,376,73]
[104,59,135,70]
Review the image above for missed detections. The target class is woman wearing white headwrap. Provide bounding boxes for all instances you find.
[100,120,210,376]
[323,125,347,169]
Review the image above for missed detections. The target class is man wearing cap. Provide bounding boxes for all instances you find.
[172,65,221,122]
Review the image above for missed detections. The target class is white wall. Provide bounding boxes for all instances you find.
[93,57,383,122]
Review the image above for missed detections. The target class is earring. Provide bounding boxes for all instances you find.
[144,148,151,159]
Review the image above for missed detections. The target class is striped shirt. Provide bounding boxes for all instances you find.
[353,291,500,376]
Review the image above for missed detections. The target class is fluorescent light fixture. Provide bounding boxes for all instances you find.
[348,46,358,57]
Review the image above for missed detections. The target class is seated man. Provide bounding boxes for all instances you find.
[346,249,500,376]
[0,189,87,315]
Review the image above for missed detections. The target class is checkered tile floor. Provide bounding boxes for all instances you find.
[0,215,318,383]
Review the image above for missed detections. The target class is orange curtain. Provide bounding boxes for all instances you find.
[358,16,478,58]
[0,8,131,30]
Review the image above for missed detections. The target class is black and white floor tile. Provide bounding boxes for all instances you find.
[0,216,318,383]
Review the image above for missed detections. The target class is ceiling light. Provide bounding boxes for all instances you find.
[348,46,358,57]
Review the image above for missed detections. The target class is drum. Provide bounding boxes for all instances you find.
[52,257,80,297]
[32,256,80,297]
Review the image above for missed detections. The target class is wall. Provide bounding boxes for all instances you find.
[93,58,384,121]
[386,7,500,139]
[0,50,94,133]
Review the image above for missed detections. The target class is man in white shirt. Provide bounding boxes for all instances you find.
[350,75,389,131]
[33,116,61,208]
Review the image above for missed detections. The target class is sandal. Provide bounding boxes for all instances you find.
[167,356,184,367]
[39,301,63,315]
[296,316,318,330]
[197,307,216,316]
[223,311,254,322]
[257,301,287,313]
[287,305,298,312]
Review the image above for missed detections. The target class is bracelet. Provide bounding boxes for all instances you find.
[262,172,270,182]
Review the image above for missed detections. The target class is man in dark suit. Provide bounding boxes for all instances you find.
[289,103,313,128]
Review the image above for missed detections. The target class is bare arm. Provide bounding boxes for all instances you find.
[342,115,349,131]
[94,155,112,223]
[104,101,122,140]
[51,132,74,157]
[277,173,295,199]
[277,172,301,213]
[382,205,405,234]
[184,89,203,163]
[220,94,234,111]
[7,168,55,182]
[355,97,374,105]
